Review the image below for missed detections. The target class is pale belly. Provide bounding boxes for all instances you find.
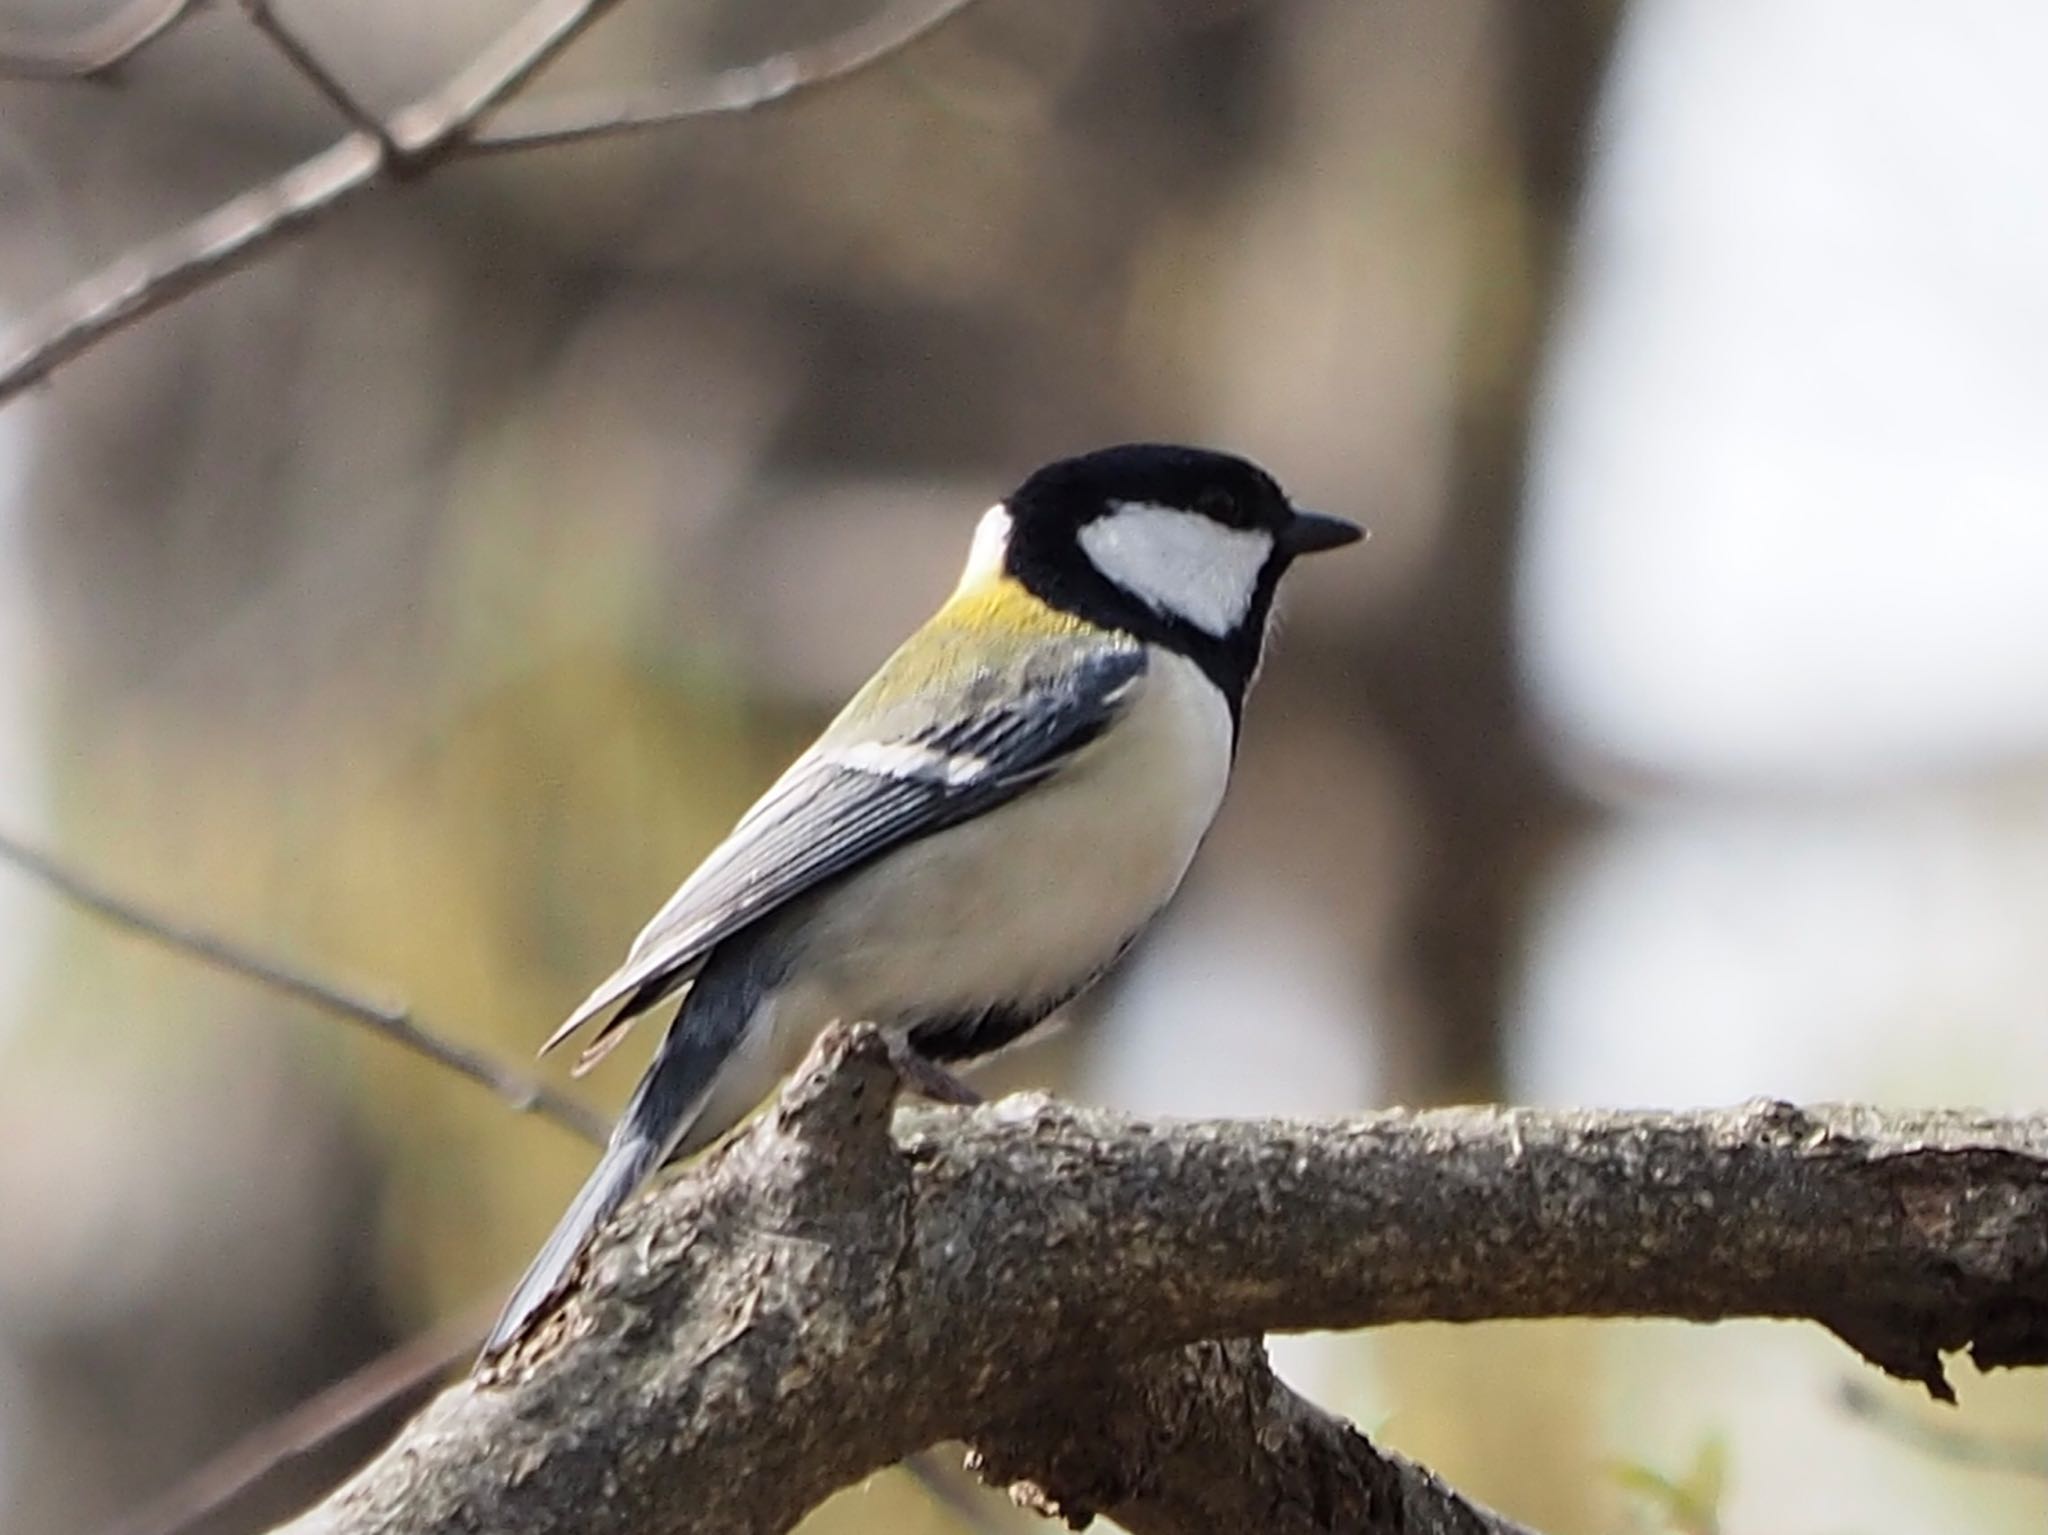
[760,647,1234,1071]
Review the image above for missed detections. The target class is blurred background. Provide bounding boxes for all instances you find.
[0,0,2044,1531]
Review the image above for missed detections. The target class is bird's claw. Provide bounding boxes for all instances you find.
[886,1041,983,1105]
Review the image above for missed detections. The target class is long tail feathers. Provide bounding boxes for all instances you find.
[482,980,755,1363]
[480,1128,665,1359]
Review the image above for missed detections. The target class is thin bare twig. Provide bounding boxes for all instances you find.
[0,827,608,1143]
[383,0,629,157]
[0,0,983,404]
[0,0,208,82]
[470,0,983,153]
[238,0,399,157]
[0,0,618,397]
[0,132,384,397]
[97,1305,489,1535]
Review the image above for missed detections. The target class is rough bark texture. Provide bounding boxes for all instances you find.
[968,1340,1537,1534]
[275,1025,2048,1535]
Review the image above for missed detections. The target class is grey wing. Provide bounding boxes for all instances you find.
[543,637,1146,1069]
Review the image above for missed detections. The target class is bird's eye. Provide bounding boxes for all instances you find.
[1194,486,1238,523]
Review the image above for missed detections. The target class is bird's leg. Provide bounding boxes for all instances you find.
[885,1039,983,1105]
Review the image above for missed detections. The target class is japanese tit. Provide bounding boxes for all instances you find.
[482,443,1361,1358]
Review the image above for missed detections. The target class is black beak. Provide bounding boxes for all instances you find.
[1281,507,1366,556]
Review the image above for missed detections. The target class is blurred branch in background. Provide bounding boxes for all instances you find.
[0,0,207,81]
[0,827,607,1140]
[1354,1,1617,1103]
[1837,1379,2048,1484]
[0,0,983,401]
[97,1305,489,1535]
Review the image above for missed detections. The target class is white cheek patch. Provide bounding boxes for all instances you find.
[1077,502,1273,637]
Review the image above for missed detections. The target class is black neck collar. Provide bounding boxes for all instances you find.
[1003,532,1280,730]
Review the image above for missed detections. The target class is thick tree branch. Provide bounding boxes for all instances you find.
[969,1340,1537,1534]
[269,1025,2048,1535]
[0,0,983,403]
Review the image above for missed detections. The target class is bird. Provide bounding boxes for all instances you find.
[481,442,1362,1359]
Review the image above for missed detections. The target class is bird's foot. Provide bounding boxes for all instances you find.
[886,1041,983,1105]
